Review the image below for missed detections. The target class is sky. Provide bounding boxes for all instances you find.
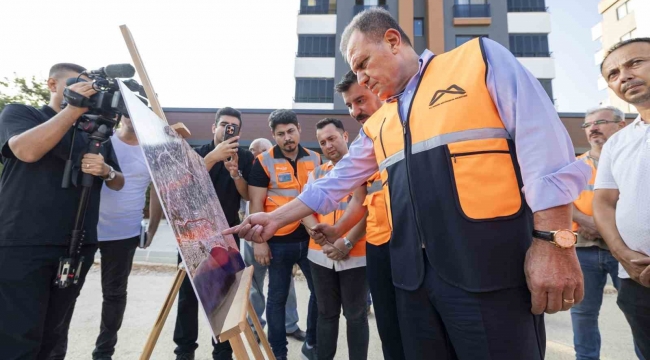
[0,0,604,112]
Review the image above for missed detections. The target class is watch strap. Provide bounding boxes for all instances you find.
[532,230,554,241]
[343,237,353,249]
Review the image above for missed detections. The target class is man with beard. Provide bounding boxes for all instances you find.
[302,118,369,360]
[246,109,321,360]
[173,107,253,360]
[310,70,405,360]
[594,38,650,358]
[570,106,627,360]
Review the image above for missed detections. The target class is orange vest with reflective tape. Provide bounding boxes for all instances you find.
[362,38,532,292]
[307,162,366,269]
[363,172,391,246]
[572,153,597,231]
[258,146,321,236]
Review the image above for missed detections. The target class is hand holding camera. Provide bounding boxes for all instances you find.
[210,136,240,163]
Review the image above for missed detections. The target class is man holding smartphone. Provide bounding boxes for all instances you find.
[173,107,254,360]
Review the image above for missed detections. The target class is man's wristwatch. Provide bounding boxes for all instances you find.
[532,229,577,249]
[343,237,353,250]
[231,170,242,180]
[103,165,116,182]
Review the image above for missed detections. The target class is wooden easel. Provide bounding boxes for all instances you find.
[119,24,274,360]
[139,265,275,360]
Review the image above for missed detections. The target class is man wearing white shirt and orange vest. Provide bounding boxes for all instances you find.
[302,118,369,360]
[226,9,590,359]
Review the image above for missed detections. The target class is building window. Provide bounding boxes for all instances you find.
[621,29,637,41]
[453,0,490,18]
[507,0,546,12]
[616,0,634,20]
[354,0,387,15]
[300,0,335,15]
[538,79,553,101]
[297,35,336,57]
[509,34,550,57]
[414,18,424,37]
[455,35,487,47]
[295,78,334,103]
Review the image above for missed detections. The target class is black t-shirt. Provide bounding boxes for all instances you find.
[248,145,312,243]
[194,141,253,228]
[0,104,120,247]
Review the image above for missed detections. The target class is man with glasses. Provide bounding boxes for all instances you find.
[570,106,626,360]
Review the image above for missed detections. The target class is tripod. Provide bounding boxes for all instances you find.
[55,116,117,288]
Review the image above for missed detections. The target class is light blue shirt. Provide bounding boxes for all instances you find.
[298,38,591,214]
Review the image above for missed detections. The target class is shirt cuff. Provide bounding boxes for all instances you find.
[523,160,592,213]
[298,182,340,215]
[594,182,618,190]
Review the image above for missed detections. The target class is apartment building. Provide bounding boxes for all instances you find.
[592,0,649,113]
[293,0,555,111]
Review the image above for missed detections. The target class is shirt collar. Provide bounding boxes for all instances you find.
[632,115,647,128]
[386,49,435,103]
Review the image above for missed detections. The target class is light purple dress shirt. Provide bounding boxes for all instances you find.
[298,38,591,215]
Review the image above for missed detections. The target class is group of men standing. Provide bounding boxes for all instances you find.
[1,7,649,360]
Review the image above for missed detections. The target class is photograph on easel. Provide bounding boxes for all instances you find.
[118,81,246,339]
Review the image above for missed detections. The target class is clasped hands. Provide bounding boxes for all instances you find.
[305,223,350,261]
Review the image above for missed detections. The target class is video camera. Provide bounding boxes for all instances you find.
[55,64,148,289]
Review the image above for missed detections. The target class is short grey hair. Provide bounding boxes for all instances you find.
[585,106,625,122]
[250,138,272,150]
[340,7,412,62]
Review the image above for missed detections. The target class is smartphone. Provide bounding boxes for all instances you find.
[223,124,240,142]
[139,219,148,249]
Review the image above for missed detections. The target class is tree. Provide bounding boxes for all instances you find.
[0,74,50,114]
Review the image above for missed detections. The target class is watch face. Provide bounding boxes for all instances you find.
[554,230,576,248]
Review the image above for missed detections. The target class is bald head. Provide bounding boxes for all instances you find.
[249,138,273,157]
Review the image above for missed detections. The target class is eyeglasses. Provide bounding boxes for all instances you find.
[581,119,621,129]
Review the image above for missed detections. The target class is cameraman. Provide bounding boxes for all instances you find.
[0,63,123,360]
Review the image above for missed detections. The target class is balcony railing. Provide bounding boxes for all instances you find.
[507,5,548,11]
[511,51,551,57]
[299,4,335,15]
[353,4,388,16]
[294,96,334,103]
[453,4,491,18]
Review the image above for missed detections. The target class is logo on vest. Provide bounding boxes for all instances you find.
[429,85,467,108]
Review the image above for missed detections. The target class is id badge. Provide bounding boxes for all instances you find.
[278,173,292,183]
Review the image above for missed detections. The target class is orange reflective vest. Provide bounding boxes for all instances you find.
[362,38,532,292]
[572,152,597,231]
[307,162,367,270]
[258,146,321,236]
[363,172,391,246]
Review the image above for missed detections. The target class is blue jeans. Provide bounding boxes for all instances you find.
[267,241,318,358]
[242,241,299,332]
[571,246,620,360]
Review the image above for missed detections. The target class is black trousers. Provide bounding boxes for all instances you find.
[396,250,545,360]
[173,252,233,359]
[310,261,369,360]
[366,242,406,360]
[0,245,96,360]
[618,278,650,359]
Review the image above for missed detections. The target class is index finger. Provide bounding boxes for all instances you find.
[222,224,241,235]
[631,257,650,266]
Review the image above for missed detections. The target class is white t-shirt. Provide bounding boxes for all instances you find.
[594,116,650,278]
[97,134,151,241]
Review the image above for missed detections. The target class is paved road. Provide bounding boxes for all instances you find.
[70,220,638,359]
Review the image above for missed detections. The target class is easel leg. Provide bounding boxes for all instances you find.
[248,301,275,359]
[230,335,250,360]
[140,268,186,360]
[243,324,265,360]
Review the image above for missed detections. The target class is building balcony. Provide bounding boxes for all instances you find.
[299,4,335,15]
[453,4,491,26]
[353,4,388,16]
[512,51,551,57]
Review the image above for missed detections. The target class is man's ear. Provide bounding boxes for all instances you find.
[343,131,349,143]
[384,29,402,53]
[297,124,302,133]
[47,77,58,93]
[212,123,217,134]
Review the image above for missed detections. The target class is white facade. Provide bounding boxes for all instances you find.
[297,15,337,34]
[292,102,334,110]
[294,58,336,78]
[517,58,556,79]
[507,12,552,34]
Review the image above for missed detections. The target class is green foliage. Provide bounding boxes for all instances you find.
[0,74,50,113]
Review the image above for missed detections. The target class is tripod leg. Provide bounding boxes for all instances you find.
[139,268,186,360]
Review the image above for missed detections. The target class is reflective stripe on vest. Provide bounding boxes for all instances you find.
[361,38,530,292]
[307,162,366,270]
[572,153,597,231]
[259,147,320,236]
